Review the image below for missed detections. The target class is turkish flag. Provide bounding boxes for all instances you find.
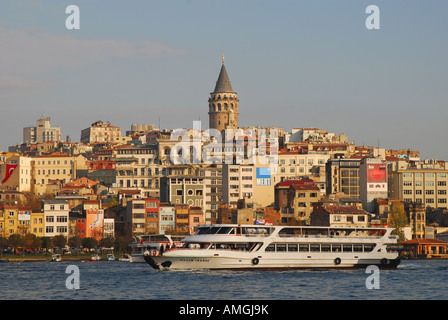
[2,164,18,183]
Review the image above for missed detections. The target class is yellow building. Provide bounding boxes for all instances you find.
[30,211,45,238]
[0,206,19,237]
[32,152,88,195]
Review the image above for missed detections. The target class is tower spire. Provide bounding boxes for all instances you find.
[222,52,225,64]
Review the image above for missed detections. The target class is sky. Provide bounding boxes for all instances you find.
[1,0,447,160]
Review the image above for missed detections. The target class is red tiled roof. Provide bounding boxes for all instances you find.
[400,238,448,245]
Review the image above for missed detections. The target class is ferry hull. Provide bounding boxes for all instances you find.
[144,253,400,271]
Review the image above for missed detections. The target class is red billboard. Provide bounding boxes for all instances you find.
[367,163,387,191]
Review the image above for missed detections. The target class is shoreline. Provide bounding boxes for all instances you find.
[1,255,123,262]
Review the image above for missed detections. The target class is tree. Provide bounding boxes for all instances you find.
[23,233,42,251]
[8,234,23,254]
[52,235,67,249]
[0,236,8,257]
[82,237,98,251]
[388,201,408,242]
[99,237,114,249]
[41,237,51,254]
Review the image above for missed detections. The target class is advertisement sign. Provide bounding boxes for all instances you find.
[18,209,31,221]
[256,167,271,186]
[86,209,104,240]
[367,163,387,191]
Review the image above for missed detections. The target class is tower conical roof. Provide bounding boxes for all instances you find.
[213,61,234,93]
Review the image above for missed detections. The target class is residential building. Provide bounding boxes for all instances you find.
[310,202,370,228]
[388,167,448,209]
[159,204,175,234]
[23,116,62,144]
[188,206,204,235]
[275,150,329,192]
[222,164,254,207]
[145,198,159,234]
[127,199,146,236]
[326,158,361,199]
[160,173,206,209]
[32,153,88,195]
[287,184,321,225]
[80,120,122,144]
[0,155,32,193]
[30,211,45,237]
[43,200,69,238]
[175,204,189,234]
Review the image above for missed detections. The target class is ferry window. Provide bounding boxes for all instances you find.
[353,245,363,252]
[321,244,331,252]
[343,245,352,252]
[310,244,320,252]
[332,244,341,252]
[209,227,220,234]
[364,244,374,252]
[299,244,309,252]
[277,244,287,252]
[196,227,208,235]
[217,227,232,234]
[265,244,275,252]
[288,244,298,252]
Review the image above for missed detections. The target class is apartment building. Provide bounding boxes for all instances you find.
[222,164,255,207]
[275,150,329,192]
[287,184,321,225]
[80,120,122,144]
[326,158,362,199]
[23,116,62,144]
[388,168,448,209]
[42,200,69,238]
[0,155,32,193]
[112,145,160,198]
[32,153,88,195]
[159,204,175,234]
[127,199,146,236]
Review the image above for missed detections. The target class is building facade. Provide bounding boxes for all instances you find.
[80,120,122,144]
[42,200,69,238]
[388,168,448,209]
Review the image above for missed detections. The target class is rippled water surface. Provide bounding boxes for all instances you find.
[1,259,448,300]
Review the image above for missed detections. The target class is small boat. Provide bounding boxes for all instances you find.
[107,254,115,261]
[90,254,101,261]
[51,254,62,262]
[118,253,130,262]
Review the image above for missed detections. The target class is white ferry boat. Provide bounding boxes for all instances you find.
[143,224,401,270]
[130,234,185,263]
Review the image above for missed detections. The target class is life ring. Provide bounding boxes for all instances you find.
[252,258,259,265]
[334,257,341,265]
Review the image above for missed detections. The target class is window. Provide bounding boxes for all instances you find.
[176,190,183,196]
[288,244,298,252]
[56,216,67,223]
[46,216,54,223]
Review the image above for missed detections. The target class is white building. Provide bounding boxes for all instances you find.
[43,200,69,238]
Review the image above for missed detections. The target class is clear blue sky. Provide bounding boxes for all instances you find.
[1,0,447,160]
